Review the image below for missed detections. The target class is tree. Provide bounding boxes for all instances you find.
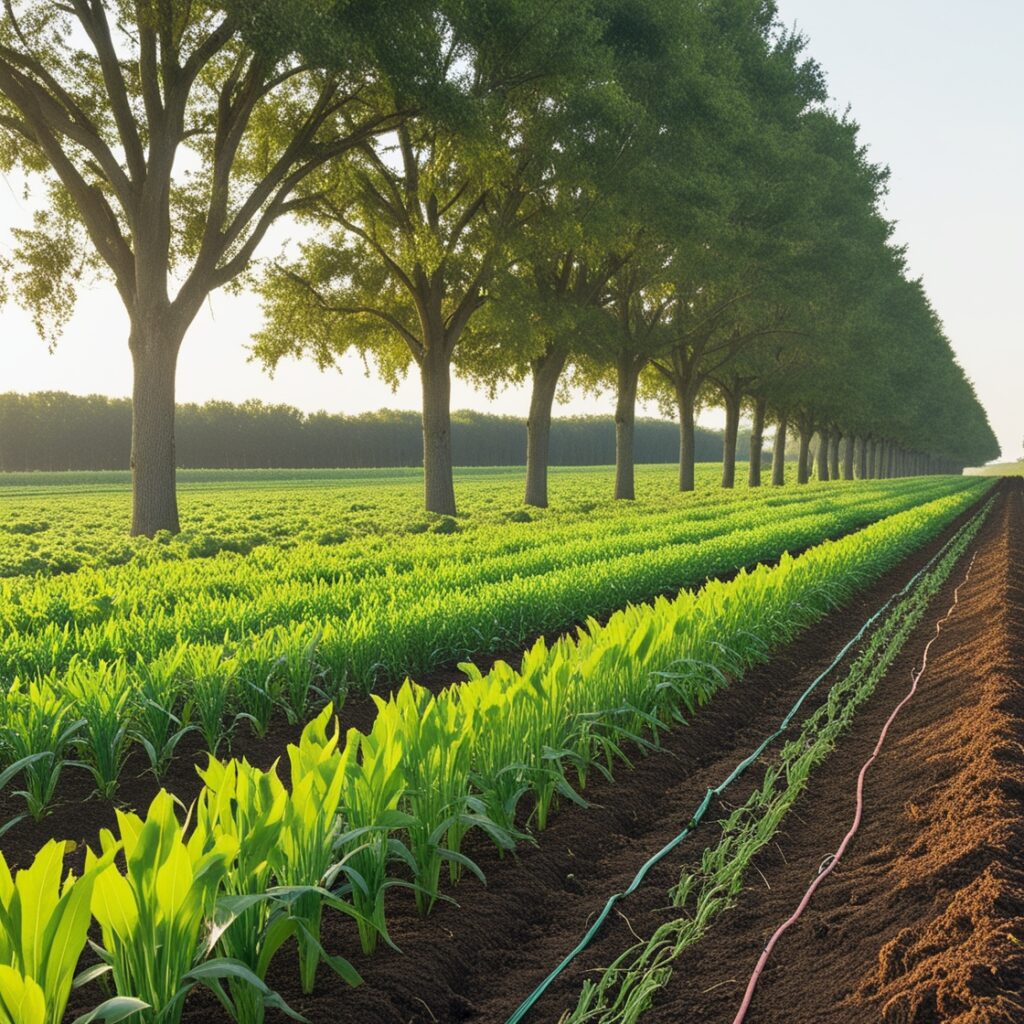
[253,1,611,514]
[0,0,436,534]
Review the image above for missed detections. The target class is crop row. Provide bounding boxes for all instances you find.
[1,479,971,683]
[0,483,991,1024]
[0,482,985,816]
[564,499,990,1022]
[0,464,788,578]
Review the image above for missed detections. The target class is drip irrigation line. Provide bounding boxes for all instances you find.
[504,506,988,1024]
[730,547,980,1024]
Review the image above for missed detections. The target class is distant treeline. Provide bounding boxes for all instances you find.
[0,393,751,472]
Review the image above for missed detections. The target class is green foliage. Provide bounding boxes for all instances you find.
[0,840,145,1024]
[0,474,986,821]
[0,478,995,1020]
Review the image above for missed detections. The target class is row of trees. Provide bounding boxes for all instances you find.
[0,0,998,533]
[0,392,752,471]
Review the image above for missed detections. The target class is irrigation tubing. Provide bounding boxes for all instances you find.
[504,504,989,1024]
[730,546,980,1024]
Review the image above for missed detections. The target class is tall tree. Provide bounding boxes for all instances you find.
[0,0,439,534]
[253,1,611,514]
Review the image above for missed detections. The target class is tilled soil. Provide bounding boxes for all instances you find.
[643,476,1024,1024]
[160,488,999,1024]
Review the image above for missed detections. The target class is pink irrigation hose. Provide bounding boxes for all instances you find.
[730,548,979,1024]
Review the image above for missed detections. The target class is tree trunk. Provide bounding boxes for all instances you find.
[523,347,568,508]
[856,436,867,480]
[420,347,457,515]
[797,426,812,485]
[829,430,841,480]
[816,427,830,481]
[748,396,767,488]
[677,383,698,493]
[843,434,855,480]
[129,325,184,537]
[615,359,642,500]
[721,389,741,488]
[771,413,787,487]
[867,439,877,479]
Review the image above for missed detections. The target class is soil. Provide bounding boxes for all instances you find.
[641,476,1024,1024]
[51,480,1021,1024]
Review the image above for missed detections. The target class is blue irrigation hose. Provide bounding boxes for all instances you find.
[503,508,986,1024]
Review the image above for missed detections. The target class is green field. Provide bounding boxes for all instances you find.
[2,463,792,577]
[964,461,1024,476]
[0,469,987,791]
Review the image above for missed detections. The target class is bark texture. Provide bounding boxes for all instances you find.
[421,349,457,516]
[720,389,741,489]
[816,427,830,482]
[129,323,184,537]
[797,426,812,485]
[748,396,767,488]
[615,359,642,500]
[771,414,788,487]
[523,347,568,508]
[677,384,698,493]
[843,434,855,481]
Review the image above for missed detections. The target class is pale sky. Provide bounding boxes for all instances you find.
[0,1,1020,460]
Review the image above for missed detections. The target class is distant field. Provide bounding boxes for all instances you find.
[1,463,777,577]
[964,462,1024,477]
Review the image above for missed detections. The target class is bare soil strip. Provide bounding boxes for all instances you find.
[639,477,1024,1024]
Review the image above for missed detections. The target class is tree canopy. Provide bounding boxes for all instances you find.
[0,0,998,528]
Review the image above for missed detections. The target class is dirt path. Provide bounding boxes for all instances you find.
[187,488,999,1024]
[640,477,1024,1024]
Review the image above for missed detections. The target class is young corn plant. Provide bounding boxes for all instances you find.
[0,839,145,1024]
[130,649,193,778]
[85,791,268,1024]
[455,677,532,838]
[387,682,513,909]
[66,659,132,798]
[273,707,372,993]
[196,757,309,1024]
[274,623,325,726]
[0,680,84,821]
[183,643,242,757]
[331,704,420,955]
[233,634,280,739]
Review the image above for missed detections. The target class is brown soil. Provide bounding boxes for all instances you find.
[53,481,1018,1024]
[639,476,1024,1024]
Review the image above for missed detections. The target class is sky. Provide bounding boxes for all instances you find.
[0,0,1021,461]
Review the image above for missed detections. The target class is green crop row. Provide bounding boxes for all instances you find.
[0,465,788,578]
[0,483,992,1024]
[0,480,984,816]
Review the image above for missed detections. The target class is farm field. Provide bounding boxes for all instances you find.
[965,461,1024,477]
[0,470,1014,1024]
[1,464,781,577]
[0,1,1016,1021]
[0,472,984,805]
[160,476,1014,1024]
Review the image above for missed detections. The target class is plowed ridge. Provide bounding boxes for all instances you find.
[655,478,1024,1023]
